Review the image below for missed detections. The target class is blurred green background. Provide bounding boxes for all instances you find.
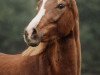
[0,0,99,75]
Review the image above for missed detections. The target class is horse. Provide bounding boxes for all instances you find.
[0,0,81,75]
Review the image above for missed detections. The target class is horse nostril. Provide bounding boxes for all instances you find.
[32,28,37,35]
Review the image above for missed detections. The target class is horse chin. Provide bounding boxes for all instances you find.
[27,39,41,47]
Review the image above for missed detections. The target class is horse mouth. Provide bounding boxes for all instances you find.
[23,30,50,47]
[28,42,39,47]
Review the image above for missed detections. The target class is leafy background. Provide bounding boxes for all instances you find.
[0,0,100,75]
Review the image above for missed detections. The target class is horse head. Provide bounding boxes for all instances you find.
[24,0,78,47]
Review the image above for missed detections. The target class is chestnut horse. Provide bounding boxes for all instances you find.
[0,0,81,75]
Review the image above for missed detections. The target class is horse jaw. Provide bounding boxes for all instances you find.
[22,43,47,56]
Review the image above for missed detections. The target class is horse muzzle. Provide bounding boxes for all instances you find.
[24,28,42,47]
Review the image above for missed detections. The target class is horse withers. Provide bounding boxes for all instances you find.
[0,0,81,75]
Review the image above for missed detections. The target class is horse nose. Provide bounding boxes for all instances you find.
[24,28,40,47]
[24,28,37,39]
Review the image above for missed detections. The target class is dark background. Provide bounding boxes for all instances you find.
[0,0,100,75]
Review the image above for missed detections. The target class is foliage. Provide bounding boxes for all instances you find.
[0,0,37,53]
[0,0,100,75]
[78,0,100,75]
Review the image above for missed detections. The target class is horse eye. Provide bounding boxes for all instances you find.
[57,4,65,9]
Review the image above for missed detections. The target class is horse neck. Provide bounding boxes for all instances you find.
[43,31,77,74]
[43,26,80,74]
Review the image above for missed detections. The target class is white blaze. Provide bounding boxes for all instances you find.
[26,0,47,33]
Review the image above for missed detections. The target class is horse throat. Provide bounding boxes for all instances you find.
[32,30,77,75]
